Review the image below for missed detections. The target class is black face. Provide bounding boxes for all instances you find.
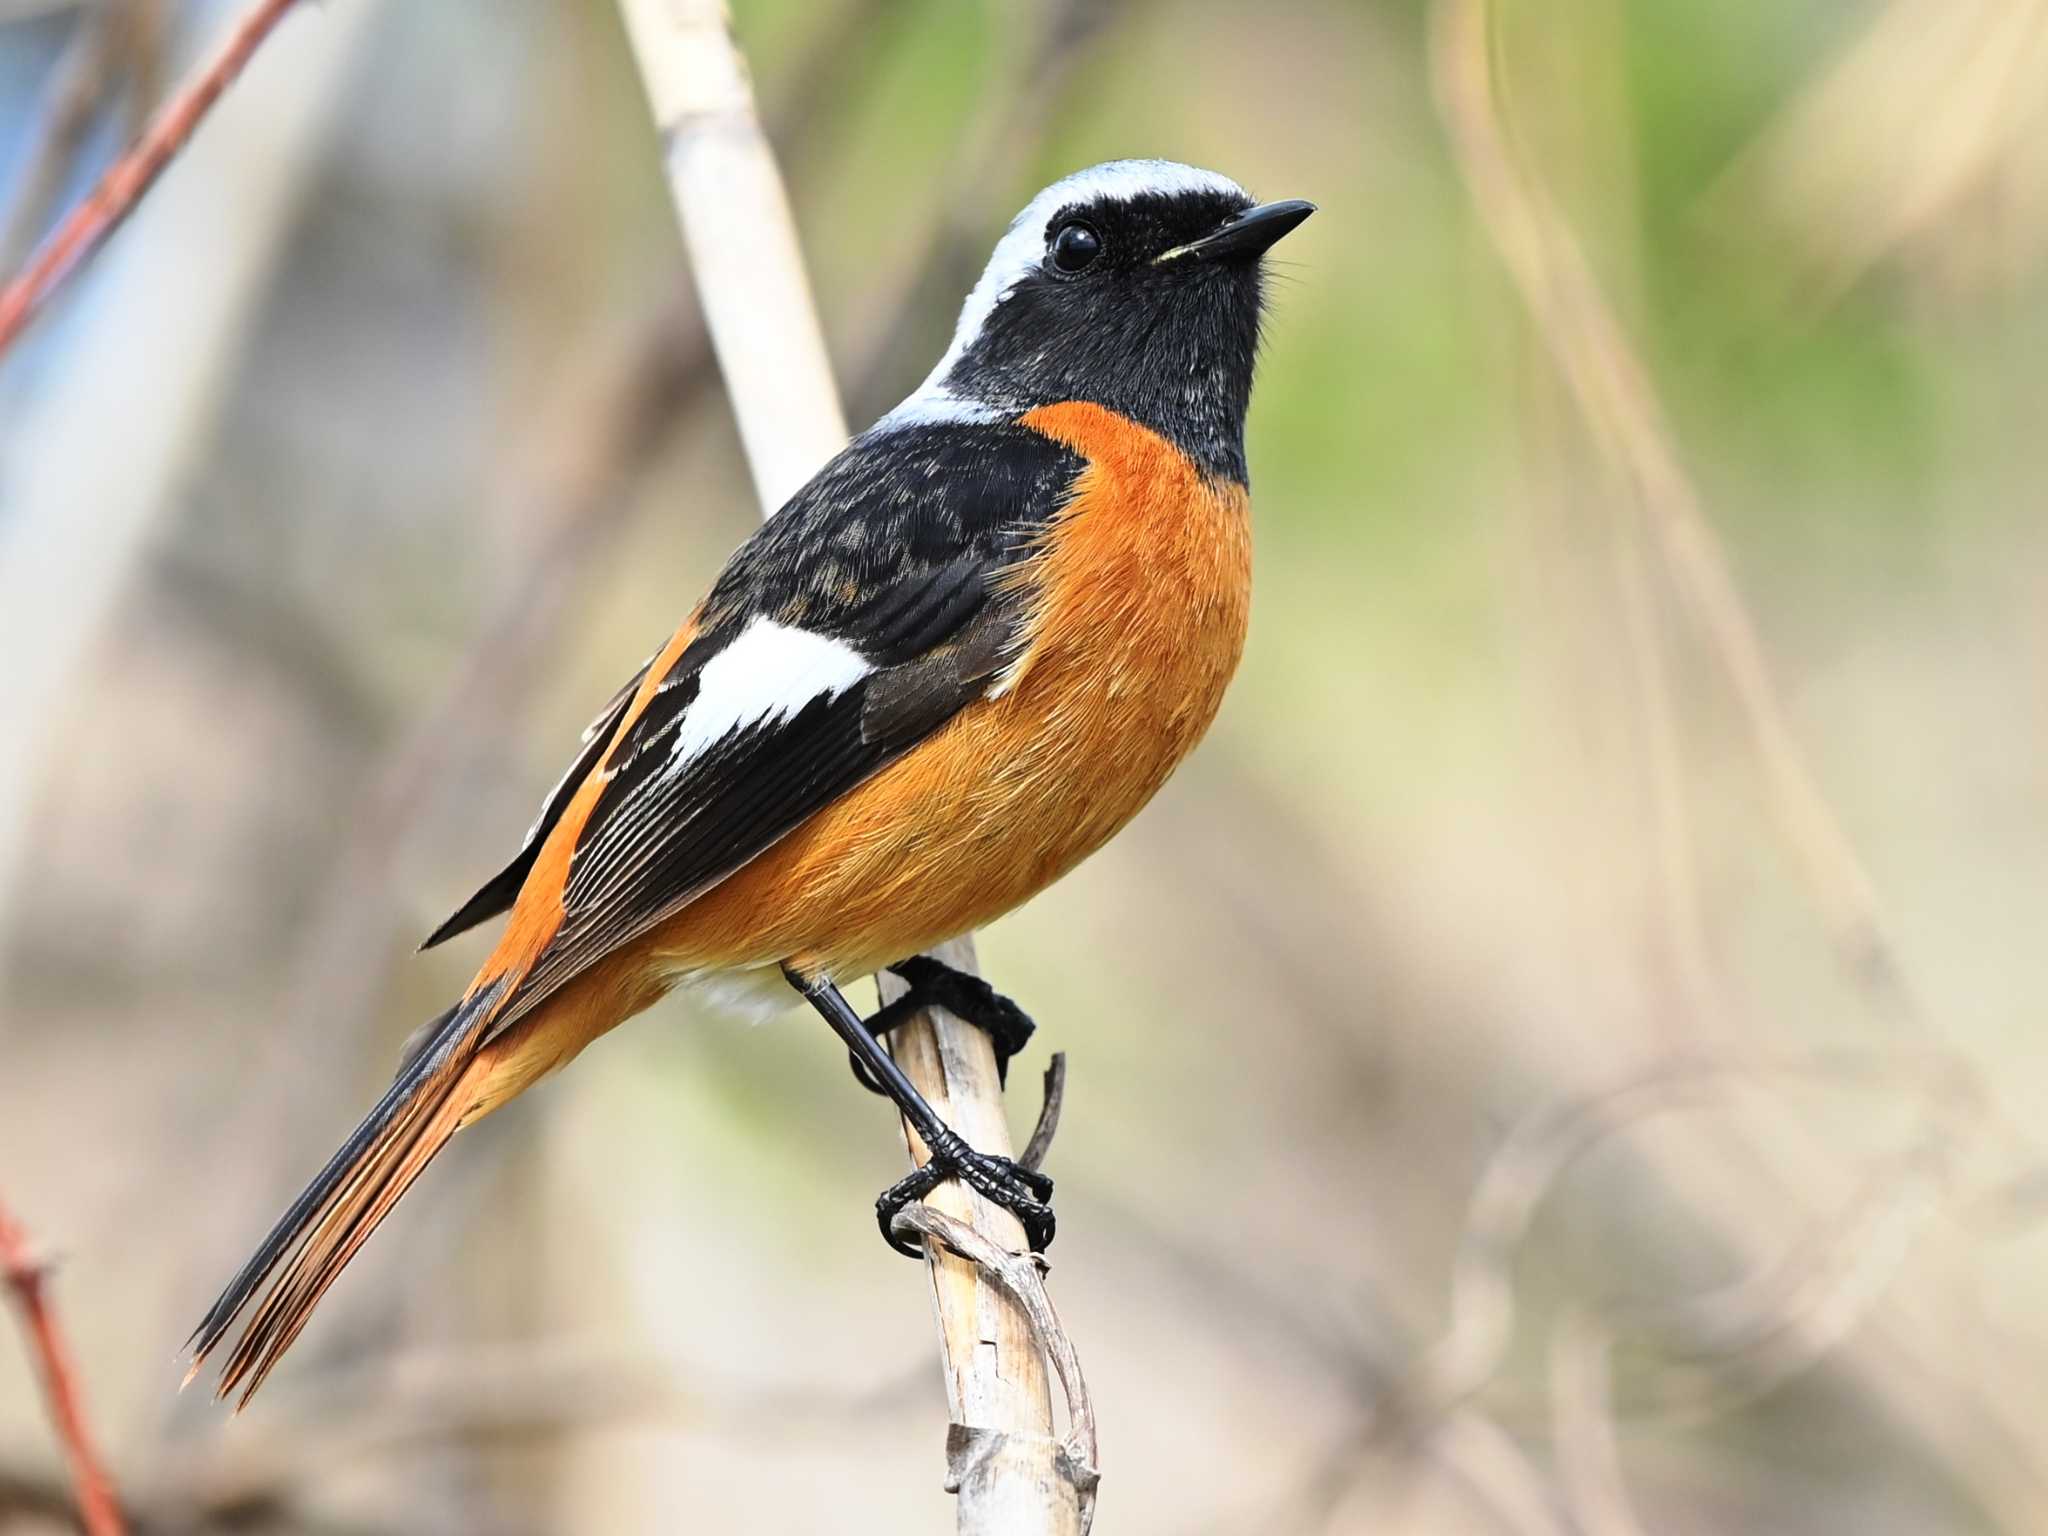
[941,186,1309,483]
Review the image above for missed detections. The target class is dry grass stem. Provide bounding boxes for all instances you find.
[1433,6,2048,1525]
[1431,0,1918,1024]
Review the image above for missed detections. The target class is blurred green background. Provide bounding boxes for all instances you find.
[2,0,2045,1531]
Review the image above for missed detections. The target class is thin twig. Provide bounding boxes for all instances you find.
[1019,1054,1068,1174]
[0,1193,125,1536]
[0,0,306,358]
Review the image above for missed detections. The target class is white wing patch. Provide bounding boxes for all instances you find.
[669,617,871,766]
[878,158,1248,433]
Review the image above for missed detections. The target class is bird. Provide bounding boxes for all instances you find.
[186,159,1313,1405]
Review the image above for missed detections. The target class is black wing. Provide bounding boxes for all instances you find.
[476,419,1083,1033]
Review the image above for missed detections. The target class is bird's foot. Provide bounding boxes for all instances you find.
[846,955,1039,1094]
[876,1127,1055,1257]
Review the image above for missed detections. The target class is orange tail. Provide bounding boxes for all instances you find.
[186,988,502,1407]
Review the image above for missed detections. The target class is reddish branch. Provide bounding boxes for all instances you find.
[0,0,304,359]
[0,1194,125,1536]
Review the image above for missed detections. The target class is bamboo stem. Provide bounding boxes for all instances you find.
[613,4,1090,1529]
[614,0,844,513]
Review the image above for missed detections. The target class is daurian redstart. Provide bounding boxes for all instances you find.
[189,160,1313,1403]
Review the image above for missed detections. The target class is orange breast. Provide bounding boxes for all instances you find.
[658,400,1253,980]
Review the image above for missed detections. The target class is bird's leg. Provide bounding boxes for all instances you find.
[841,955,1039,1096]
[784,966,1055,1257]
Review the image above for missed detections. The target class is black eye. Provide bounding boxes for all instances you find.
[1047,221,1102,275]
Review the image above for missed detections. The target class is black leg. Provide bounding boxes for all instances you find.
[845,955,1040,1094]
[784,966,1055,1257]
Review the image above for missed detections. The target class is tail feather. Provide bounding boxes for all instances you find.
[187,990,499,1407]
[217,1079,471,1403]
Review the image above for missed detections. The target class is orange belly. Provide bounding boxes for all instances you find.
[655,400,1253,981]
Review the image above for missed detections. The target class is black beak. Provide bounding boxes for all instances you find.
[1157,198,1316,264]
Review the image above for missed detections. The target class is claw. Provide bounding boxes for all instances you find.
[876,1163,947,1256]
[874,1134,1056,1257]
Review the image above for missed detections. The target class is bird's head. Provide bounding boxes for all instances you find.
[880,160,1314,483]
